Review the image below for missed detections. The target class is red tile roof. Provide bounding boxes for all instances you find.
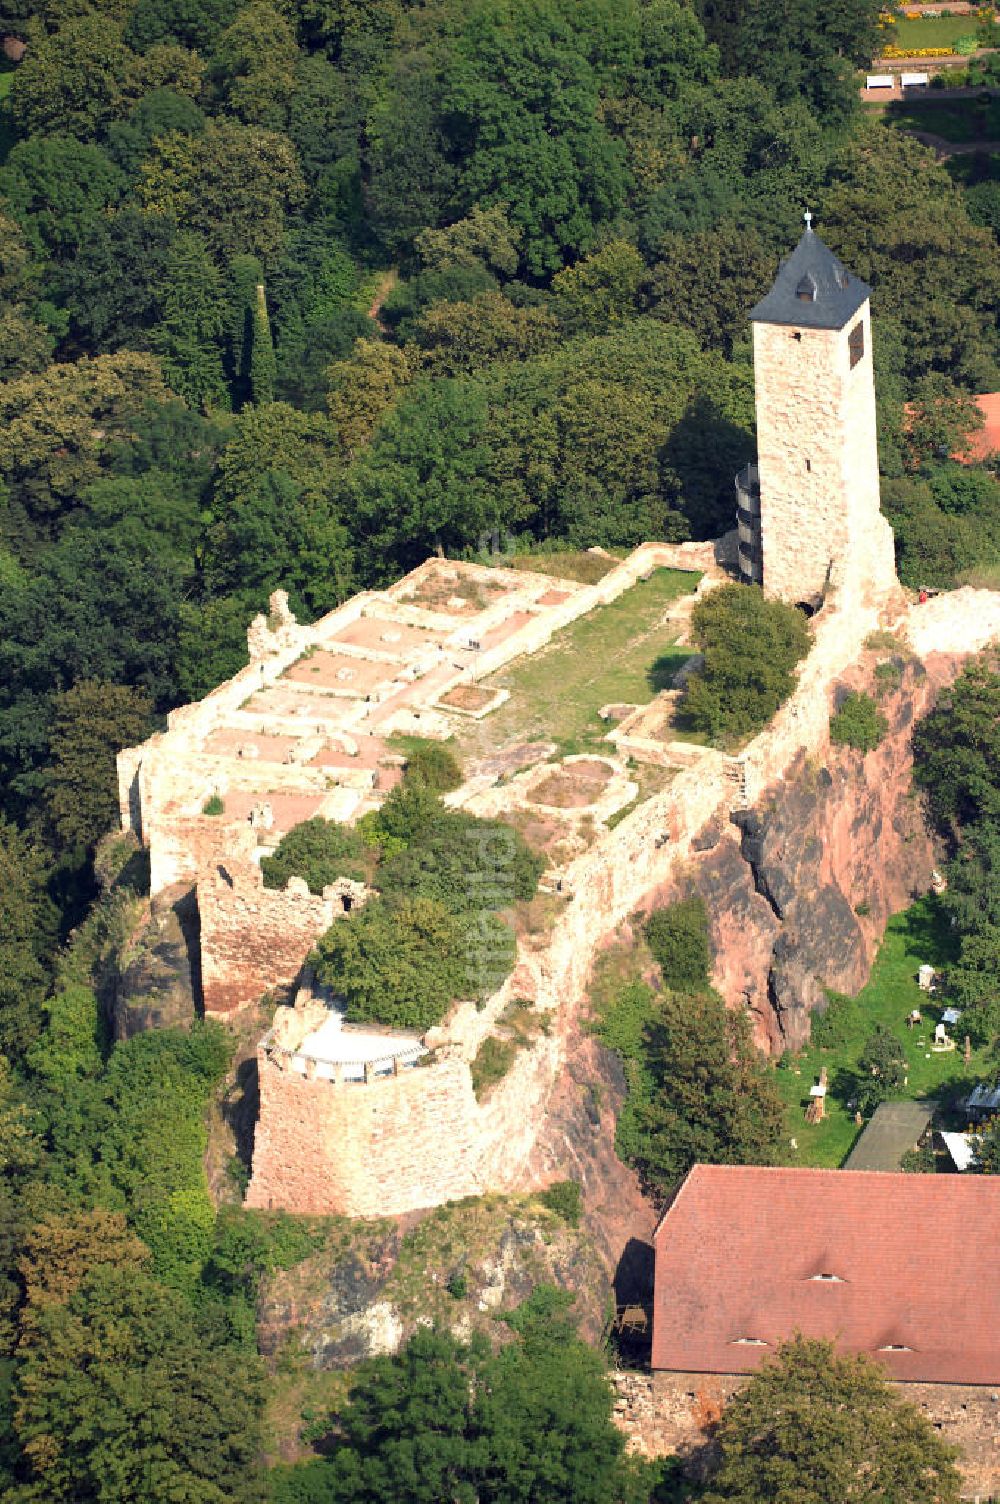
[652,1164,1000,1384]
[952,392,1000,465]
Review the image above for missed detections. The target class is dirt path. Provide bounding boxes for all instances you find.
[367,268,398,333]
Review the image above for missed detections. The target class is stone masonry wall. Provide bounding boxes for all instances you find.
[754,309,895,609]
[245,587,895,1213]
[198,869,337,1016]
[613,1370,1000,1500]
[122,531,1000,1218]
[245,1052,481,1215]
[244,585,1000,1216]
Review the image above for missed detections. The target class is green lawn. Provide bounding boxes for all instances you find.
[884,15,979,50]
[884,96,1000,142]
[453,568,698,761]
[774,898,990,1168]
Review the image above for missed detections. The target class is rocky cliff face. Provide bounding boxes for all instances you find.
[112,883,200,1037]
[487,652,965,1283]
[256,1194,610,1379]
[693,654,956,1052]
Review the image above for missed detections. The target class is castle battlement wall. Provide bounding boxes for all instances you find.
[245,579,925,1217]
[119,521,1000,1220]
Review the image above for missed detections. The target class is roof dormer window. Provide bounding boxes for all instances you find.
[878,1344,913,1352]
[796,274,817,303]
[808,1273,845,1282]
[731,1337,769,1346]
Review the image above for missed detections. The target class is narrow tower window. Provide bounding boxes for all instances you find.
[805,458,811,473]
[849,320,864,368]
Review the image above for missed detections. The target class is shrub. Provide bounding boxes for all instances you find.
[810,990,854,1050]
[680,585,810,742]
[446,1269,468,1298]
[378,809,545,914]
[830,690,888,753]
[901,1139,937,1173]
[873,659,902,695]
[855,1025,907,1114]
[471,1035,519,1097]
[538,1179,582,1226]
[261,816,371,893]
[202,794,225,815]
[644,896,710,993]
[864,630,903,653]
[399,738,463,792]
[311,895,516,1030]
[357,779,442,856]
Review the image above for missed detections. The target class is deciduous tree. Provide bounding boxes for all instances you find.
[45,679,153,855]
[0,820,58,1060]
[681,585,811,742]
[702,1336,962,1504]
[13,1264,266,1503]
[630,987,785,1195]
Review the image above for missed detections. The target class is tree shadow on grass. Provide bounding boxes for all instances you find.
[829,1064,860,1111]
[924,1067,979,1115]
[896,895,960,967]
[647,648,689,695]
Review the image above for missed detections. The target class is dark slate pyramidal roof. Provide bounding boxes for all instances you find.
[749,223,870,330]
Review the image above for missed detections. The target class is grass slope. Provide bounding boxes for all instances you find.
[455,566,698,760]
[775,897,990,1168]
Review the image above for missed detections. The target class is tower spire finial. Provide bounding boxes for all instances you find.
[804,208,813,232]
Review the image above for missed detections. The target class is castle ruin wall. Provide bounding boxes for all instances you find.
[245,1051,483,1215]
[198,870,338,1016]
[245,585,900,1216]
[613,1369,1000,1500]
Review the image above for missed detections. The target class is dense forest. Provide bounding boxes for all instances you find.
[1,0,1000,1497]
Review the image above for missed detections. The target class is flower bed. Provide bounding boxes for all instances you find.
[881,43,956,55]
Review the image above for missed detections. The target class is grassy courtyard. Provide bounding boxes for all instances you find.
[883,14,980,51]
[453,567,698,762]
[775,897,992,1168]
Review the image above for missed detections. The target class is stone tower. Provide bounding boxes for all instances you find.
[735,217,897,607]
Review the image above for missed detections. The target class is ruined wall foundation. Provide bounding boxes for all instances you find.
[117,535,1000,1221]
[613,1369,1000,1501]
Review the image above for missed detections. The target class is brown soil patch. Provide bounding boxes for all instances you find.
[240,686,355,725]
[308,736,391,770]
[440,684,495,712]
[479,610,536,650]
[536,589,571,607]
[398,569,512,614]
[222,790,326,835]
[329,616,448,654]
[476,740,555,777]
[504,809,568,859]
[529,758,614,809]
[204,730,302,763]
[283,651,396,695]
